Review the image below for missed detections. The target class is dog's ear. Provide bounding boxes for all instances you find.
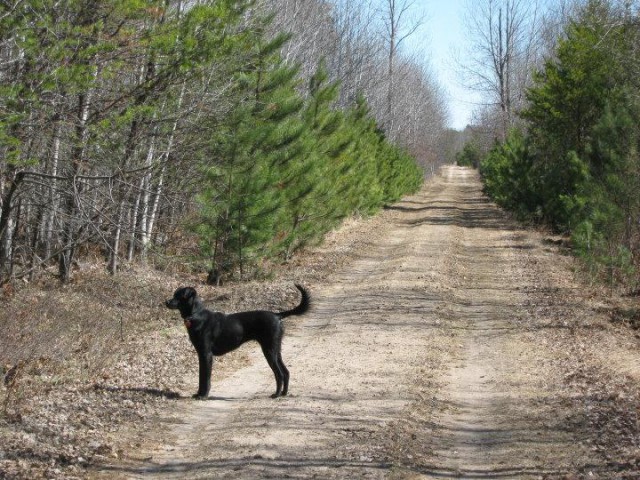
[182,287,196,300]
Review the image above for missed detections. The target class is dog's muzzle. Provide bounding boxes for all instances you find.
[166,299,178,309]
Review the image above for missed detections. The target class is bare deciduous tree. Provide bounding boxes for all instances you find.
[264,0,448,168]
[460,0,544,139]
[378,0,424,137]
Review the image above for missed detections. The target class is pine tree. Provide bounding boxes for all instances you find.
[480,0,640,285]
[345,95,386,214]
[521,0,626,230]
[574,90,640,282]
[277,60,354,258]
[195,24,424,280]
[196,30,306,279]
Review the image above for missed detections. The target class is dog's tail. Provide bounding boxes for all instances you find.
[278,284,310,318]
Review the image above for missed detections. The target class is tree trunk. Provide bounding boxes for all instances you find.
[45,118,61,261]
[0,171,25,282]
[59,90,92,283]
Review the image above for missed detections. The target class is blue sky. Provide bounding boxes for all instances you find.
[403,0,482,130]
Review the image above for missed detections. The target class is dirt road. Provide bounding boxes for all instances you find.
[98,166,640,478]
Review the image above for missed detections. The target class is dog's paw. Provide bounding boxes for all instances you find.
[192,393,209,400]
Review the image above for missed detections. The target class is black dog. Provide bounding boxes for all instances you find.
[165,284,310,399]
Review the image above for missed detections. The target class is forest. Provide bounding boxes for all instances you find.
[0,0,448,285]
[4,0,638,290]
[457,0,640,289]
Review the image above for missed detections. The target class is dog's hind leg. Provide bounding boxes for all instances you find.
[277,352,290,396]
[261,346,284,398]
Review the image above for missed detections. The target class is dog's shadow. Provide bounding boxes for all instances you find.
[93,384,182,399]
[196,395,239,402]
[92,384,245,402]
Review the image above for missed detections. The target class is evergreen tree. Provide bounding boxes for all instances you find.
[480,0,640,285]
[521,0,627,230]
[196,30,305,278]
[573,90,640,282]
[344,94,386,214]
[194,22,424,280]
[277,60,352,258]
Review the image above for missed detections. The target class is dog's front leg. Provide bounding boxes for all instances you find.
[194,351,213,399]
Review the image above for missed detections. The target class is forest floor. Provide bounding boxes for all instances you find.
[2,166,640,479]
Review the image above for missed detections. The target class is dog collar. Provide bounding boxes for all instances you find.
[184,319,192,329]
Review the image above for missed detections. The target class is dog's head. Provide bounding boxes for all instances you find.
[165,287,199,318]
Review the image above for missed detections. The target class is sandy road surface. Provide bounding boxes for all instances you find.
[97,166,640,479]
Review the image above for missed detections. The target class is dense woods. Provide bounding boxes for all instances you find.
[0,0,446,285]
[462,0,640,288]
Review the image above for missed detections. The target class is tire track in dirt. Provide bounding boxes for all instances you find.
[96,166,598,479]
[422,168,580,477]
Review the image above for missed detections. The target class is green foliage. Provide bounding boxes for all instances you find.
[276,60,351,258]
[480,130,543,220]
[194,48,424,277]
[456,142,482,168]
[195,27,306,277]
[523,1,617,159]
[0,0,425,282]
[479,0,640,287]
[571,90,640,284]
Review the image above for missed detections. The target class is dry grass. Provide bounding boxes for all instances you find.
[0,266,192,478]
[0,212,384,479]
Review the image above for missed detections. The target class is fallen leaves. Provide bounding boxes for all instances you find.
[0,212,386,479]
